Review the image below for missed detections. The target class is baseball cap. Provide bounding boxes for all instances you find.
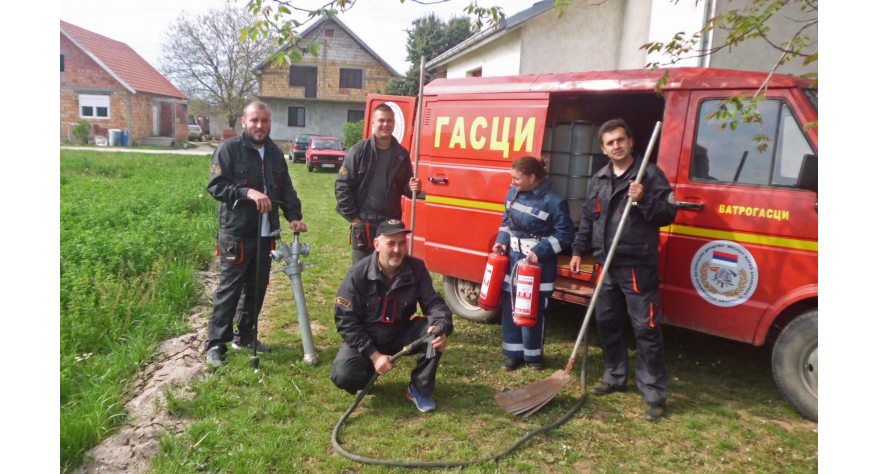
[375,219,412,236]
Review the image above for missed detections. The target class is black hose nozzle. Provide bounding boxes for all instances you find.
[398,324,446,358]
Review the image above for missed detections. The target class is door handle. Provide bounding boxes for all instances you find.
[677,201,705,211]
[429,177,448,184]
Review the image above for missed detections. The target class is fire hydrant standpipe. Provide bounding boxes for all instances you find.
[270,230,319,366]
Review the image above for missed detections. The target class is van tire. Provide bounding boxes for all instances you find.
[772,309,818,421]
[442,276,499,323]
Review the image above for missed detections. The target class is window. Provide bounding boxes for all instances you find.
[61,54,65,72]
[79,94,110,119]
[691,99,815,187]
[347,110,364,123]
[467,68,482,77]
[325,29,334,37]
[339,68,363,89]
[289,66,318,98]
[803,88,818,112]
[288,107,306,127]
[772,104,814,186]
[311,139,343,150]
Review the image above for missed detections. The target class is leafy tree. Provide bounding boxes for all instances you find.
[158,0,278,129]
[72,119,91,145]
[241,0,817,139]
[640,0,818,147]
[342,120,365,149]
[242,1,504,68]
[385,14,474,97]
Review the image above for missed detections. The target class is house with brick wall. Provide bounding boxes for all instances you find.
[251,16,400,143]
[61,21,188,145]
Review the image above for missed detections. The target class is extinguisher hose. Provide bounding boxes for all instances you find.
[331,323,591,468]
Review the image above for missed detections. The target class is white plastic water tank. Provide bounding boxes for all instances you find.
[108,129,122,146]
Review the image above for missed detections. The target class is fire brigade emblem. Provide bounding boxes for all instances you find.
[690,240,758,307]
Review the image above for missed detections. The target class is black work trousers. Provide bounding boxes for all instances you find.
[206,235,272,354]
[330,318,442,396]
[594,264,668,404]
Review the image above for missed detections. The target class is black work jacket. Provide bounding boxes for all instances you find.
[207,132,303,237]
[334,253,453,358]
[571,154,678,267]
[335,135,413,222]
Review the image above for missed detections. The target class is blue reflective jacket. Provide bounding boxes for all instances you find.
[494,180,575,293]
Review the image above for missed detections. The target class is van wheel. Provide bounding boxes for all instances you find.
[307,163,314,173]
[442,276,499,323]
[772,309,818,421]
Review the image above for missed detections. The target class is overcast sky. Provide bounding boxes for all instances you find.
[59,0,542,76]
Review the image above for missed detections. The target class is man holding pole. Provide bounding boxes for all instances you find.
[335,103,421,264]
[569,119,678,420]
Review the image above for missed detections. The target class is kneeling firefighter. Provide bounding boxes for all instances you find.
[330,219,454,413]
[492,156,575,371]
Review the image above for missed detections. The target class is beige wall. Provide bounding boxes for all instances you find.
[257,20,396,102]
[707,0,817,76]
[445,29,522,79]
[519,0,627,74]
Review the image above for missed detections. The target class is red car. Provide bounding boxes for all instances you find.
[305,137,345,172]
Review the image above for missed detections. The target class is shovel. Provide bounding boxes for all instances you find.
[496,121,663,417]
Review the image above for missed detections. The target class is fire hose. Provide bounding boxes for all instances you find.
[331,324,590,468]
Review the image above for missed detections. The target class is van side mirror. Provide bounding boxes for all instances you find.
[796,154,818,193]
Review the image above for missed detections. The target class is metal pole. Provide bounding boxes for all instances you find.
[270,230,319,365]
[408,55,426,254]
[290,232,319,365]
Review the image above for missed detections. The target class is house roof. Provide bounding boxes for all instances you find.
[426,0,556,71]
[252,16,402,76]
[422,67,812,96]
[60,21,187,100]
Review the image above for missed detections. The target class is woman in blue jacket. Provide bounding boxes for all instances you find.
[492,156,575,370]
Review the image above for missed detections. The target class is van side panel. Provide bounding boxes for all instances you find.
[417,94,550,284]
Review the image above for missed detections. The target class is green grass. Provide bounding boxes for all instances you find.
[60,151,218,471]
[145,162,817,473]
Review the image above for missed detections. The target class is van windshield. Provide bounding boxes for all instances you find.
[312,139,342,150]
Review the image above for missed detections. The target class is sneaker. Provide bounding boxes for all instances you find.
[645,402,665,421]
[501,357,525,371]
[205,346,226,368]
[589,382,627,396]
[406,385,436,413]
[526,361,546,371]
[232,339,272,353]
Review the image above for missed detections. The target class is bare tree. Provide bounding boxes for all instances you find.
[159,1,277,128]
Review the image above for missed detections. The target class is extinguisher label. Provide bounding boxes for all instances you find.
[515,275,535,316]
[480,264,494,299]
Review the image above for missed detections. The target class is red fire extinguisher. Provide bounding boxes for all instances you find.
[513,260,541,327]
[478,251,509,311]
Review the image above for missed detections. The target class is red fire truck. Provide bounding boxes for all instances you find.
[363,68,818,420]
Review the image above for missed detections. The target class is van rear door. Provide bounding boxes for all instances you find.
[362,95,417,150]
[662,89,818,343]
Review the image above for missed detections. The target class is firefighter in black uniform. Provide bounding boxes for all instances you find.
[331,220,453,413]
[335,103,421,264]
[205,101,307,368]
[570,118,678,421]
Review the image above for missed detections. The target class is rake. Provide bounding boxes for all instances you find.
[496,121,663,417]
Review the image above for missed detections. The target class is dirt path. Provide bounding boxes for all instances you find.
[60,144,213,155]
[75,263,221,474]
